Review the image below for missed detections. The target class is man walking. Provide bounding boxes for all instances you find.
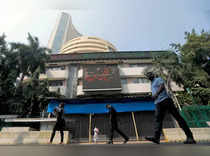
[144,72,196,144]
[49,102,65,144]
[106,104,129,144]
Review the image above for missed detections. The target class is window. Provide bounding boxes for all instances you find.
[132,78,149,84]
[60,66,66,70]
[129,64,139,67]
[118,64,130,68]
[121,79,127,85]
[49,80,63,86]
[47,66,66,71]
[128,63,152,67]
[132,78,139,84]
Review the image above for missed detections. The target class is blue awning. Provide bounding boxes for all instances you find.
[47,100,155,114]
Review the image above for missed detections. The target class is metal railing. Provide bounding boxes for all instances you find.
[180,105,210,128]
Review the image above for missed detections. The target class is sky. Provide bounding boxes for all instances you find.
[0,0,210,51]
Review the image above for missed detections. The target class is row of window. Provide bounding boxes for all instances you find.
[48,78,149,87]
[121,78,149,84]
[49,80,63,86]
[47,66,66,71]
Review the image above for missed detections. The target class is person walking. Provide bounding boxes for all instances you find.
[144,72,196,144]
[106,104,129,144]
[49,102,65,144]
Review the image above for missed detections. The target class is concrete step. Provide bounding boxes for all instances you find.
[0,131,69,145]
[163,128,210,143]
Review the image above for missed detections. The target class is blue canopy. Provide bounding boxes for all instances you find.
[47,100,155,114]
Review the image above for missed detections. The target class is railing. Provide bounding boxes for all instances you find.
[180,105,210,128]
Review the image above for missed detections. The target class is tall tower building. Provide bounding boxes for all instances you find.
[48,12,82,53]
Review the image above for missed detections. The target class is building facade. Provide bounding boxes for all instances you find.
[44,15,181,141]
[42,51,181,98]
[42,42,181,141]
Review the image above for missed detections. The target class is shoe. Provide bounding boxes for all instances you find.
[107,140,113,144]
[123,138,129,144]
[48,141,52,144]
[184,138,196,144]
[59,142,63,144]
[145,136,160,144]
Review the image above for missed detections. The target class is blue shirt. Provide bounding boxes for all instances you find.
[151,77,169,104]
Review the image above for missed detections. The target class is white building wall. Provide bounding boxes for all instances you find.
[78,69,83,78]
[121,83,151,93]
[43,67,182,96]
[77,67,146,78]
[40,70,68,79]
[77,85,83,96]
[76,67,183,96]
[119,67,145,77]
[76,83,151,96]
[49,86,66,95]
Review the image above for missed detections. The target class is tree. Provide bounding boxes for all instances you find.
[9,33,54,116]
[145,29,210,106]
[0,33,62,115]
[11,33,50,88]
[0,34,19,114]
[11,67,63,117]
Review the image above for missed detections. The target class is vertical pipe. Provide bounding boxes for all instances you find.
[89,114,92,143]
[174,94,182,111]
[131,112,139,141]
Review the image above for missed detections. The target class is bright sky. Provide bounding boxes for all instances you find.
[0,0,210,51]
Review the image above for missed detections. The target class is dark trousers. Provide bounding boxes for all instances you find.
[50,121,64,143]
[154,98,193,140]
[109,124,128,141]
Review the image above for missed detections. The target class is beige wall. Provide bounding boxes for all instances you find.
[78,67,147,78]
[76,83,151,96]
[46,66,182,96]
[46,70,68,78]
[60,36,117,54]
[49,86,66,95]
[119,67,145,77]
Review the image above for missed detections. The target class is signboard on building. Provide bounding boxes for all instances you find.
[83,64,121,91]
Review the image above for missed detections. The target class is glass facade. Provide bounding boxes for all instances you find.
[51,14,69,53]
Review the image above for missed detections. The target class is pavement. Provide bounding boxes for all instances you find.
[0,143,210,156]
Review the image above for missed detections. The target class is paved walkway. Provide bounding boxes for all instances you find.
[0,143,210,156]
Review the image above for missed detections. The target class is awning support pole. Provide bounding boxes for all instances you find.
[131,112,139,141]
[89,114,92,143]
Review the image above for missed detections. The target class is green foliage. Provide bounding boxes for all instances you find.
[0,33,61,116]
[10,33,50,84]
[146,29,210,106]
[0,34,19,114]
[176,92,194,106]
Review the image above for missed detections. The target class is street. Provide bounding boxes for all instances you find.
[0,143,210,156]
